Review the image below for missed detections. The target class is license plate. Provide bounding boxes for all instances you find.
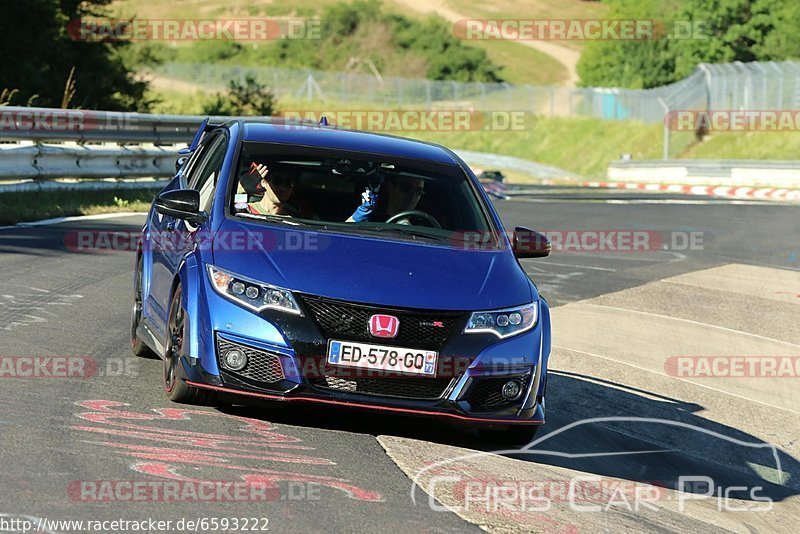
[327,340,437,376]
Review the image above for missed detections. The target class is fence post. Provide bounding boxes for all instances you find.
[658,97,670,160]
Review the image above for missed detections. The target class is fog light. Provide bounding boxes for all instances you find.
[501,379,522,401]
[223,349,247,371]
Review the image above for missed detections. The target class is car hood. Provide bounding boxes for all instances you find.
[210,220,536,311]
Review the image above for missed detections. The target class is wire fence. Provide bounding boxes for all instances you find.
[148,60,800,158]
[149,60,800,119]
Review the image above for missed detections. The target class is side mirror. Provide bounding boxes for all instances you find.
[175,155,189,174]
[512,226,551,258]
[154,190,206,223]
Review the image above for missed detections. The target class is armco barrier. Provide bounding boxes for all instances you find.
[608,159,800,189]
[0,143,180,181]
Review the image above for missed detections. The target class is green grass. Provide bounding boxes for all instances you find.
[682,131,800,160]
[406,116,663,177]
[445,0,609,52]
[410,120,800,179]
[469,39,567,85]
[0,189,158,226]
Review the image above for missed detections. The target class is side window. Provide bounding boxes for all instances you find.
[180,143,208,182]
[189,134,227,212]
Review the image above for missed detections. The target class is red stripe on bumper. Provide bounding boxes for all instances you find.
[185,380,543,425]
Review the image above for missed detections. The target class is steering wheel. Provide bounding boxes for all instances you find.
[385,210,442,228]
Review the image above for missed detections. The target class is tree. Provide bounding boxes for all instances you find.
[671,0,800,78]
[577,0,800,88]
[0,0,149,110]
[577,0,680,88]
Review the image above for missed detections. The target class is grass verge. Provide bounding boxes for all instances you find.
[146,86,800,178]
[0,189,157,226]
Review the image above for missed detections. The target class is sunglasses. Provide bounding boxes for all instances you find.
[395,183,425,197]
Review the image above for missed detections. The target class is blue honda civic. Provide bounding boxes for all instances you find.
[131,118,552,443]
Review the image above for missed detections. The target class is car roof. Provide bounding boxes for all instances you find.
[239,121,460,165]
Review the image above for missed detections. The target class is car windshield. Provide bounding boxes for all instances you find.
[230,141,500,247]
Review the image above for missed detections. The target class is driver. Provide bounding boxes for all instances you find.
[348,175,425,223]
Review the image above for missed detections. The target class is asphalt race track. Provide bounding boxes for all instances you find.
[0,192,798,533]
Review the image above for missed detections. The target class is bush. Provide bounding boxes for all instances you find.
[203,75,277,116]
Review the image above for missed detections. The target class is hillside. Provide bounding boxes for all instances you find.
[109,0,599,85]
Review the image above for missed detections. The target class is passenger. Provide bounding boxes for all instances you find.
[244,163,299,217]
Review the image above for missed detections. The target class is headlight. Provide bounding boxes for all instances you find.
[464,302,537,338]
[207,265,302,315]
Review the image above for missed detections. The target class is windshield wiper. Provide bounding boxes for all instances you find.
[356,226,449,242]
[237,213,329,229]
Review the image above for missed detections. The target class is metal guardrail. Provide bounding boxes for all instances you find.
[0,107,255,144]
[0,142,180,181]
[608,159,800,188]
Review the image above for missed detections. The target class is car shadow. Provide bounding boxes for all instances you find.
[221,369,800,503]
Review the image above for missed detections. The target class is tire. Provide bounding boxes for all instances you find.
[163,283,214,405]
[131,255,157,358]
[478,425,540,446]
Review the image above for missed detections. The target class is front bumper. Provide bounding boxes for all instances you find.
[182,327,547,426]
[186,281,549,426]
[184,377,545,426]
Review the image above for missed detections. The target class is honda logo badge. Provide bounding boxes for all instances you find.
[369,314,399,338]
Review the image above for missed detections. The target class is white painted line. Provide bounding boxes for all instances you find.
[557,251,683,262]
[528,260,617,272]
[0,211,145,230]
[582,302,800,348]
[553,345,800,416]
[604,199,787,205]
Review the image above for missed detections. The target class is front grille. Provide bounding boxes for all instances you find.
[468,373,530,412]
[300,296,465,350]
[311,375,454,400]
[216,336,285,384]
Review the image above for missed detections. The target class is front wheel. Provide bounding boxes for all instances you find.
[163,284,213,405]
[478,425,539,446]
